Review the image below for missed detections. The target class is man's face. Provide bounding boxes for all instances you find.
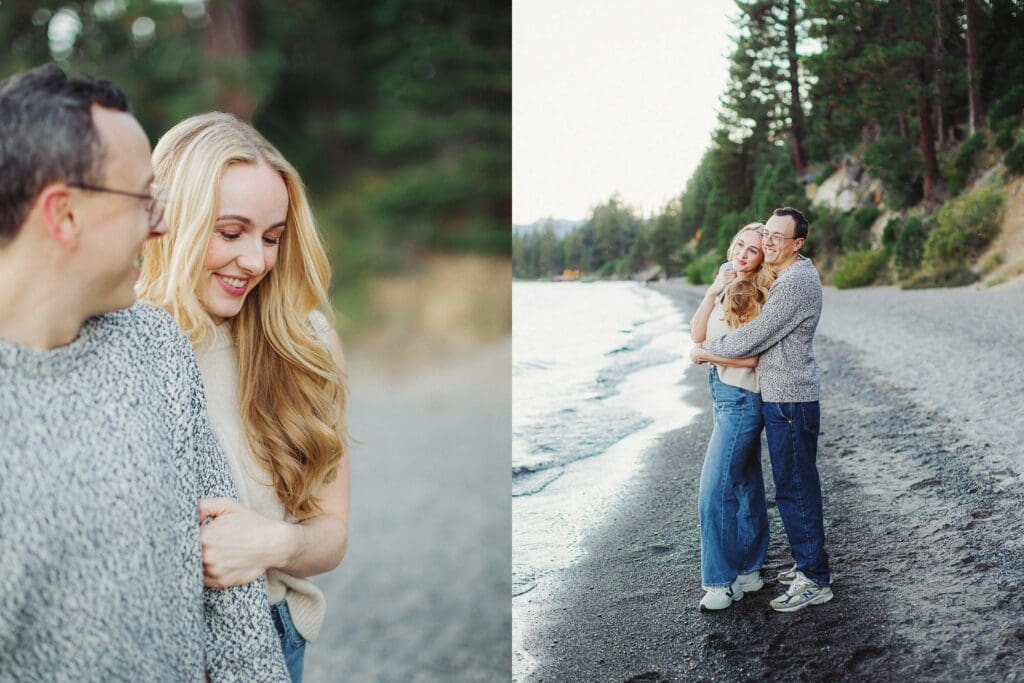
[761,214,803,266]
[72,105,164,315]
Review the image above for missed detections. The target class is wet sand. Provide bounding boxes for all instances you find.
[306,340,511,683]
[516,280,1024,682]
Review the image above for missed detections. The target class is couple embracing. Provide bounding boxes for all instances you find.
[0,65,348,681]
[689,207,833,613]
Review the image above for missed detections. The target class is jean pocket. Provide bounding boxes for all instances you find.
[800,403,820,436]
[275,601,306,649]
[770,402,793,422]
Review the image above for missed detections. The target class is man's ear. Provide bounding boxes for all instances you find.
[36,183,80,249]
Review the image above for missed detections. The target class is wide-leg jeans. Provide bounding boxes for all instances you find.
[698,368,769,587]
[762,400,831,586]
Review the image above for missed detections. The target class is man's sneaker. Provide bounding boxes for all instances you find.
[736,570,764,593]
[776,564,798,585]
[700,579,744,611]
[770,572,833,612]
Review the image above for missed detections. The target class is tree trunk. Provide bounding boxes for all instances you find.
[204,0,257,120]
[907,0,939,200]
[785,0,808,176]
[933,0,944,146]
[918,100,939,200]
[965,0,983,135]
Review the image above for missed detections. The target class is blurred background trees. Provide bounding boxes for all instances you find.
[1,0,510,331]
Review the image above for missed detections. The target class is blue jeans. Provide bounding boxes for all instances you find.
[698,368,769,587]
[270,600,306,683]
[763,400,830,586]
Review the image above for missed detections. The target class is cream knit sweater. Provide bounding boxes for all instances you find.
[706,288,759,394]
[194,313,332,642]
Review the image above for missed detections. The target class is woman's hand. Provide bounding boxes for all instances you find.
[689,344,705,365]
[198,498,293,588]
[708,267,736,297]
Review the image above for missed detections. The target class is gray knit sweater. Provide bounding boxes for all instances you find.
[702,256,822,402]
[0,302,288,682]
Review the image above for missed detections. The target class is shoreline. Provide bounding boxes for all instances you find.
[512,282,701,681]
[516,279,1024,681]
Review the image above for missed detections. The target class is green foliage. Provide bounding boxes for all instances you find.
[841,206,881,251]
[678,151,715,243]
[979,251,1004,275]
[881,216,903,251]
[645,206,680,277]
[750,151,806,220]
[980,2,1024,111]
[893,215,929,273]
[804,207,844,257]
[924,186,1004,266]
[901,265,979,289]
[596,260,619,278]
[863,137,922,210]
[832,249,888,289]
[813,165,835,186]
[715,211,750,262]
[945,132,987,196]
[1004,141,1024,176]
[0,0,510,290]
[673,246,697,273]
[994,119,1017,151]
[685,251,723,286]
[988,84,1024,128]
[512,196,642,279]
[510,0,1024,290]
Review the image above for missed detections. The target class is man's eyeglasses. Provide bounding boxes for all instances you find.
[69,182,167,229]
[758,228,799,245]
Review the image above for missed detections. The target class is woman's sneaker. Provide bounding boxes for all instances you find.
[700,579,744,611]
[770,572,833,612]
[736,570,763,593]
[776,564,798,585]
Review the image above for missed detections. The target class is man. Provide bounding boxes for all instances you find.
[691,207,832,612]
[0,65,288,680]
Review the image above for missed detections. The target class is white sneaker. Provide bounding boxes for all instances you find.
[700,579,744,611]
[770,571,834,612]
[736,570,764,593]
[776,564,798,585]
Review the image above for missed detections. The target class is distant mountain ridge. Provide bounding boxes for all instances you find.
[512,218,584,238]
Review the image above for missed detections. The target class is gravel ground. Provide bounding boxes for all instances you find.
[305,340,511,683]
[817,280,1024,486]
[516,279,1024,682]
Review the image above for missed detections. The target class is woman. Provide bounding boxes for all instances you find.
[688,223,775,611]
[139,112,350,681]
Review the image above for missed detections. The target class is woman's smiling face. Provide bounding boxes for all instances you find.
[731,229,764,274]
[198,161,289,323]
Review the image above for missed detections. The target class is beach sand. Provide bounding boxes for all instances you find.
[516,279,1024,682]
[305,339,511,683]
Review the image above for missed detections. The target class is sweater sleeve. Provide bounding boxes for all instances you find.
[702,275,809,358]
[178,340,289,682]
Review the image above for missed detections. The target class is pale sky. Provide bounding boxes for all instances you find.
[513,1,737,225]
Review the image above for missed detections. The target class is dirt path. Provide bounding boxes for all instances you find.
[306,341,511,683]
[518,283,1024,682]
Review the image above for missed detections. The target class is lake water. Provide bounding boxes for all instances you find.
[512,281,701,595]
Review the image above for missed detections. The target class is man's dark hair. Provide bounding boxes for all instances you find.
[0,63,129,244]
[772,207,809,240]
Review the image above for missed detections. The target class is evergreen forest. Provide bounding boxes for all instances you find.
[513,0,1024,289]
[2,0,510,319]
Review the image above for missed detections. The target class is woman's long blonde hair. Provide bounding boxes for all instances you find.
[722,222,776,328]
[139,112,346,520]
